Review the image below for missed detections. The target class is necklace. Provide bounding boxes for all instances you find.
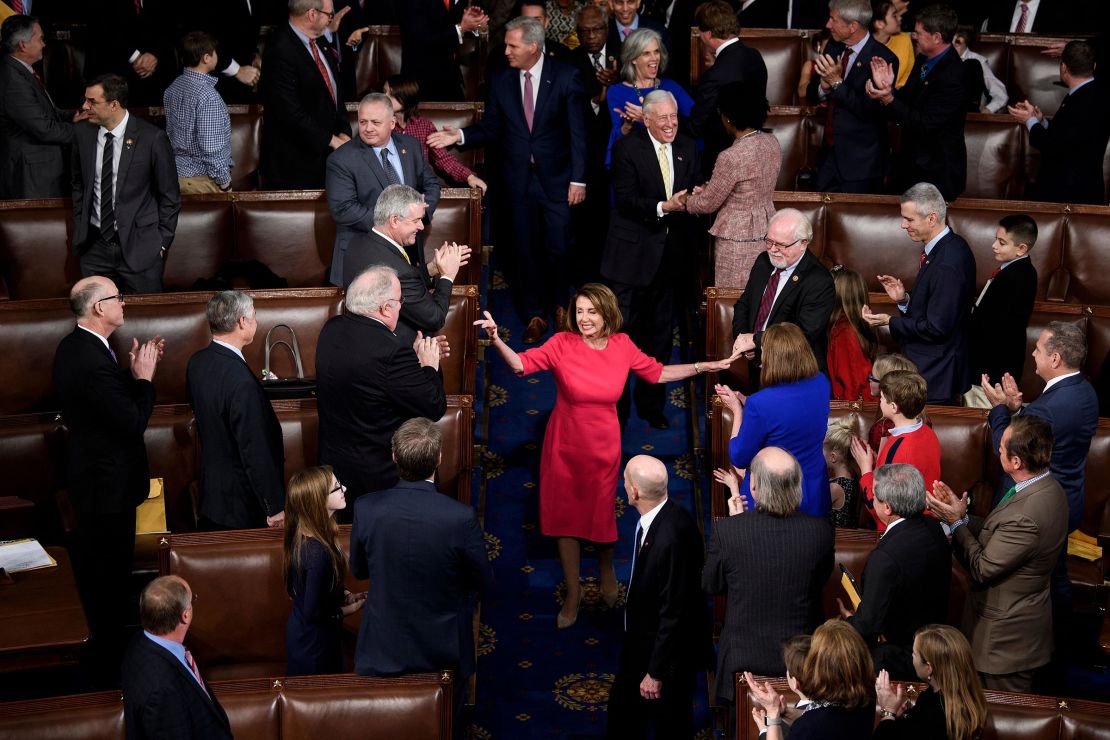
[632,78,660,105]
[736,129,759,141]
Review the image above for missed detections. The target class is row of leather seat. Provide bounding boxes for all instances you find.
[735,675,1110,740]
[0,189,483,300]
[0,672,453,739]
[0,287,479,415]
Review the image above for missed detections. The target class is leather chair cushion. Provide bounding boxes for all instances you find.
[162,199,235,293]
[281,683,448,739]
[1062,214,1110,305]
[233,195,335,289]
[743,33,803,106]
[228,106,263,191]
[766,109,811,190]
[963,115,1025,200]
[0,202,76,300]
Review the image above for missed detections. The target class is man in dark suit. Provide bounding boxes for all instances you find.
[965,214,1038,407]
[122,576,233,739]
[182,0,263,103]
[396,0,488,102]
[863,183,976,404]
[71,73,180,294]
[52,275,163,683]
[602,89,699,429]
[807,0,899,193]
[428,16,587,343]
[488,0,572,72]
[865,4,968,201]
[691,2,769,178]
[607,0,671,63]
[731,208,836,388]
[0,14,81,198]
[1009,41,1109,206]
[739,0,828,29]
[342,184,469,346]
[317,265,447,502]
[350,417,492,736]
[326,93,440,286]
[607,454,710,740]
[702,446,833,728]
[83,0,175,106]
[841,464,951,680]
[980,0,1078,33]
[186,291,285,531]
[260,0,351,190]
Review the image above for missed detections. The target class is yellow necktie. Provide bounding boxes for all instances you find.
[657,144,672,200]
[397,245,411,265]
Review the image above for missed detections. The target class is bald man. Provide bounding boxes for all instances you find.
[52,275,164,682]
[607,455,711,739]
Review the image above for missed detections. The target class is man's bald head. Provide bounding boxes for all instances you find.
[69,276,117,318]
[140,575,192,637]
[625,454,669,502]
[749,446,802,516]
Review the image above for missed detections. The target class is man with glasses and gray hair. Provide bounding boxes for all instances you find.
[317,265,447,508]
[839,463,951,680]
[186,290,285,531]
[730,207,835,389]
[52,275,164,683]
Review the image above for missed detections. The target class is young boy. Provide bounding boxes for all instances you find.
[853,370,941,531]
[953,26,1009,113]
[965,214,1039,408]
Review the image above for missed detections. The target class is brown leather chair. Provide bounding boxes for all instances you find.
[963,114,1026,200]
[228,105,264,191]
[766,108,815,191]
[1007,38,1069,115]
[232,191,337,288]
[424,188,484,288]
[0,199,77,301]
[0,673,453,740]
[352,26,486,102]
[162,196,236,293]
[737,30,806,106]
[1061,210,1110,305]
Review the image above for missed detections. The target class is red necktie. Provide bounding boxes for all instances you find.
[990,267,1001,279]
[134,0,142,13]
[184,649,210,697]
[12,0,24,13]
[309,40,336,104]
[919,250,927,268]
[444,0,451,10]
[753,269,782,331]
[1015,2,1029,32]
[523,71,535,131]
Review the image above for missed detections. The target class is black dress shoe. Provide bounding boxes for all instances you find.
[644,413,669,430]
[522,316,548,344]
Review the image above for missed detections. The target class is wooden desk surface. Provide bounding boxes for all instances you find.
[0,546,89,672]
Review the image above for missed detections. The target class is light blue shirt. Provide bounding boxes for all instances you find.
[372,138,405,185]
[889,418,924,436]
[615,16,641,38]
[213,338,245,362]
[144,632,206,691]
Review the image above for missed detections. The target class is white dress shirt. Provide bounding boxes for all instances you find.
[91,112,129,229]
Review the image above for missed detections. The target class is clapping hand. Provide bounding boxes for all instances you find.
[129,336,164,381]
[813,52,845,88]
[413,331,444,370]
[460,6,489,32]
[714,383,746,417]
[745,672,786,720]
[850,435,876,475]
[865,57,895,101]
[861,304,890,327]
[473,310,499,342]
[714,467,748,516]
[1007,100,1043,125]
[876,670,907,717]
[925,480,969,524]
[876,274,906,302]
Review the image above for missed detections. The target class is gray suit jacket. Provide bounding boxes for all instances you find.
[0,55,73,198]
[952,474,1068,674]
[70,113,181,273]
[325,132,441,286]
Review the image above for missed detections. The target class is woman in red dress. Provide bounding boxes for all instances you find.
[477,283,733,628]
[826,267,878,402]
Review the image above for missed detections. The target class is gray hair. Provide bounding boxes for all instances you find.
[374,184,424,227]
[345,265,398,317]
[1,15,39,55]
[358,92,394,115]
[68,282,103,318]
[576,4,608,24]
[506,16,545,49]
[768,208,814,243]
[206,290,254,334]
[750,447,803,517]
[900,182,947,223]
[288,0,323,16]
[620,28,669,84]
[1044,321,1087,370]
[642,89,677,117]
[829,0,872,26]
[873,464,925,519]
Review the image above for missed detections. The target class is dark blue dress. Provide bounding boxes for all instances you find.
[285,537,345,675]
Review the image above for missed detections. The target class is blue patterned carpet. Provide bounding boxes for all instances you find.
[469,272,716,740]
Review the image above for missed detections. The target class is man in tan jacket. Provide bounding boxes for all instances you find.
[928,414,1067,692]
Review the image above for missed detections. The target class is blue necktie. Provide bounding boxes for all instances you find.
[625,522,643,630]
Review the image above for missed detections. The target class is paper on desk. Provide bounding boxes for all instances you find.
[0,538,57,573]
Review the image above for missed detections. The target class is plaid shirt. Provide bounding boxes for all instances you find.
[163,69,232,187]
[398,115,474,185]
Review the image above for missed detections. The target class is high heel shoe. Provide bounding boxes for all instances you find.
[557,592,582,629]
[601,567,619,608]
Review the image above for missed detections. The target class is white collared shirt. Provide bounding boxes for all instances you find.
[881,516,905,537]
[370,227,422,270]
[760,253,805,330]
[91,112,130,228]
[1008,0,1039,32]
[1043,370,1081,393]
[715,37,740,58]
[636,496,667,543]
[77,323,112,353]
[213,338,245,362]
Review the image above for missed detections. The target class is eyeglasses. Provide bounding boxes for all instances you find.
[330,482,345,493]
[384,296,405,308]
[315,7,336,19]
[867,373,879,384]
[763,236,804,250]
[96,293,125,305]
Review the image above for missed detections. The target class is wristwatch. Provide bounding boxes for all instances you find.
[879,708,897,720]
[765,716,783,727]
[829,80,843,92]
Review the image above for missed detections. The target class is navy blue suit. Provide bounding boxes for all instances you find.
[460,58,587,320]
[888,230,976,403]
[807,35,899,192]
[690,39,768,179]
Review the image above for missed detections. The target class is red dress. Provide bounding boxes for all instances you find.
[518,332,663,542]
[827,315,877,402]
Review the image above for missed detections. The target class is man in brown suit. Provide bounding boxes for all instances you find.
[928,414,1067,692]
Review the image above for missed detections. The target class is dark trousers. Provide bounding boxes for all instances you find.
[815,152,883,194]
[612,272,674,422]
[80,235,164,294]
[606,648,697,740]
[75,507,136,686]
[505,175,572,321]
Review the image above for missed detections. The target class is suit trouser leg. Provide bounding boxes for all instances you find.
[606,657,650,739]
[80,236,164,293]
[76,507,136,685]
[536,181,572,316]
[815,152,882,194]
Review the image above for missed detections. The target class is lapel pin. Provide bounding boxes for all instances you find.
[676,155,683,161]
[792,275,799,282]
[125,138,134,149]
[400,148,407,155]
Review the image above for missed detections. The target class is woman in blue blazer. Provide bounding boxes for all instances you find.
[716,323,832,517]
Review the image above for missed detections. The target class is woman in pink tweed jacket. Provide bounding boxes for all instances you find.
[686,80,781,290]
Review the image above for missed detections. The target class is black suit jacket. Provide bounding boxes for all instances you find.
[342,230,453,348]
[52,327,155,516]
[884,46,968,201]
[624,500,712,683]
[1028,80,1110,205]
[806,35,899,182]
[702,509,833,701]
[316,313,447,497]
[969,257,1037,384]
[183,0,261,101]
[185,342,285,529]
[396,0,466,101]
[847,516,951,677]
[260,22,349,189]
[349,479,493,678]
[732,249,836,373]
[0,55,73,199]
[84,0,176,99]
[690,39,768,176]
[889,229,976,403]
[71,114,181,273]
[122,632,232,740]
[606,14,671,64]
[601,128,700,286]
[568,45,615,188]
[983,0,1078,32]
